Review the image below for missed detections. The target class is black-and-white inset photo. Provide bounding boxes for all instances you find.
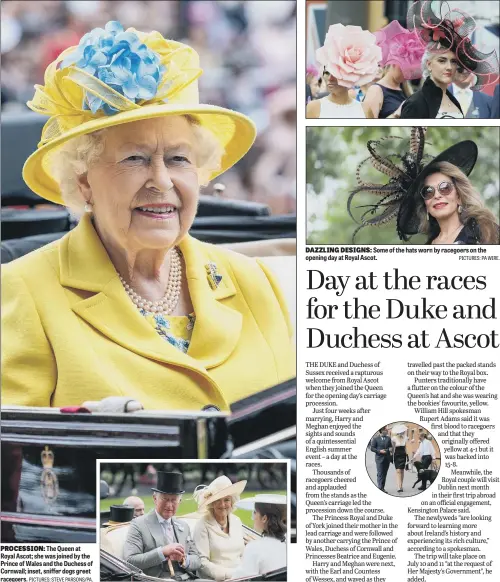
[365,422,441,498]
[99,461,289,581]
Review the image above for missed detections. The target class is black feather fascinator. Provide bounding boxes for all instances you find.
[348,127,478,242]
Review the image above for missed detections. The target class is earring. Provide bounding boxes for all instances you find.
[84,202,93,213]
[458,205,463,214]
[426,212,429,221]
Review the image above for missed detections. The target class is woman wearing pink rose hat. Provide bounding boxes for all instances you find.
[363,20,424,118]
[306,23,380,118]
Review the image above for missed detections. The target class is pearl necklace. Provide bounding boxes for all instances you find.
[119,247,182,315]
[327,97,356,108]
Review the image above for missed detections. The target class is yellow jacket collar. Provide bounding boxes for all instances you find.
[59,216,242,406]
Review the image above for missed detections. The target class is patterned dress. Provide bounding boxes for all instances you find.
[140,310,196,354]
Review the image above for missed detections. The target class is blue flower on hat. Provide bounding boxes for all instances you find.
[59,21,166,115]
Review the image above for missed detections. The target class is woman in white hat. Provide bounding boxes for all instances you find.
[192,476,247,581]
[231,494,287,578]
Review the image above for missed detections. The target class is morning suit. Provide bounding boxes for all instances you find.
[370,434,393,490]
[123,510,200,579]
[2,214,294,410]
[449,85,492,118]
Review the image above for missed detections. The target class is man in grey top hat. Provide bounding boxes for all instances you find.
[123,472,201,579]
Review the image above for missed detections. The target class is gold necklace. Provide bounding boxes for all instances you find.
[119,247,182,315]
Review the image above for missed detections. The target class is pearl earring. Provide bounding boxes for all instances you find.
[458,205,463,214]
[84,202,93,213]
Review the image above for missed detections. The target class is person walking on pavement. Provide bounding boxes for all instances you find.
[412,433,436,490]
[370,426,393,492]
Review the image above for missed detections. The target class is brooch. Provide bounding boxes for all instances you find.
[205,262,222,290]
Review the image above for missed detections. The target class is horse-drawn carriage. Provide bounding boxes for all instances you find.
[100,549,287,581]
[1,111,297,552]
[1,379,296,545]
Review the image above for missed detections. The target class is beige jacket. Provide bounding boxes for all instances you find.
[193,513,245,581]
[100,524,131,559]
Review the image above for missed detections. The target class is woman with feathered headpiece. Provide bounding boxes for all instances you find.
[348,127,499,244]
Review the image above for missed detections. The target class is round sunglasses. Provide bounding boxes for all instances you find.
[420,180,455,201]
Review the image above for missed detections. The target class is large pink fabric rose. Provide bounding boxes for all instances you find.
[316,23,382,88]
[375,20,425,80]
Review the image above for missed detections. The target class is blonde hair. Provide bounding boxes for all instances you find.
[192,489,240,517]
[416,161,500,244]
[392,434,407,446]
[381,64,414,98]
[49,115,224,213]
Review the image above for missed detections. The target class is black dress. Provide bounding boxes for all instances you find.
[426,219,494,245]
[373,83,405,118]
[393,446,407,470]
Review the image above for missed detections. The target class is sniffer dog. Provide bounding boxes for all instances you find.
[412,461,438,490]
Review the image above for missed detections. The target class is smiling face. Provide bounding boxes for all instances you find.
[211,496,233,524]
[78,116,200,254]
[422,171,461,220]
[428,50,458,86]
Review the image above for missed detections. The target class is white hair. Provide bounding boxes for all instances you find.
[49,115,224,213]
[421,46,435,79]
[421,44,461,80]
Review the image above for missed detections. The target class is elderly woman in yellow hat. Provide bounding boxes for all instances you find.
[1,22,294,411]
[192,475,247,581]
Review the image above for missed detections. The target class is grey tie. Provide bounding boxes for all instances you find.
[164,519,175,544]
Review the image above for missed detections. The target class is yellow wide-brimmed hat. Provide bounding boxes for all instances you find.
[22,21,256,205]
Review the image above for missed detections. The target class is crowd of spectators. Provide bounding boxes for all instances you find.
[1,0,296,214]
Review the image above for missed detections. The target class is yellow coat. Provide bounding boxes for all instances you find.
[1,216,295,410]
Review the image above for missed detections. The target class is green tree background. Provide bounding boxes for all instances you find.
[306,127,500,244]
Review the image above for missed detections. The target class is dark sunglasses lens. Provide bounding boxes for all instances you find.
[439,182,452,194]
[422,187,434,199]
